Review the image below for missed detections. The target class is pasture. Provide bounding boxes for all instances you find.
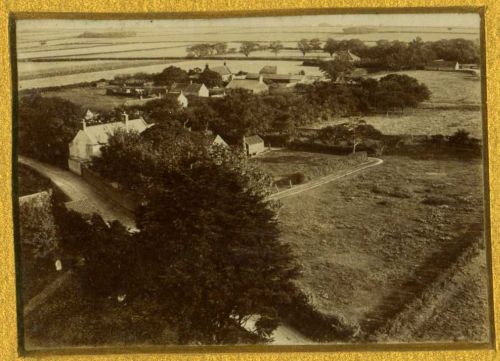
[39,88,133,112]
[278,155,488,341]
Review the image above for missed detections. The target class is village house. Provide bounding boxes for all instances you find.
[244,135,265,156]
[169,82,210,97]
[225,76,269,94]
[68,112,150,175]
[212,63,233,82]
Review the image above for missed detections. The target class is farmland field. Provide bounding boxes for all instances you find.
[277,155,488,341]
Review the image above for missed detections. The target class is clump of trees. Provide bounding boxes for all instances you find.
[297,38,323,56]
[318,119,383,153]
[187,42,228,57]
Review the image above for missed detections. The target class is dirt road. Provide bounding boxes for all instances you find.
[18,156,135,228]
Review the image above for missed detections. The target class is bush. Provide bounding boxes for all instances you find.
[290,172,307,185]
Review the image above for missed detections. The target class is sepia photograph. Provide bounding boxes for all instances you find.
[12,12,492,352]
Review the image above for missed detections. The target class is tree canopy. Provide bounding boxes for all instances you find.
[18,95,82,167]
[154,66,189,86]
[88,126,299,343]
[240,41,259,57]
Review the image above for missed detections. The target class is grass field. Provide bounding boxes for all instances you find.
[277,155,489,341]
[39,87,134,112]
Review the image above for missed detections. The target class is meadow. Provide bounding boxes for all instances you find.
[277,155,488,341]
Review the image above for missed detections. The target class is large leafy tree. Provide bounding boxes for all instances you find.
[269,41,284,56]
[319,58,355,81]
[18,95,82,167]
[297,39,312,56]
[323,38,340,57]
[89,128,299,343]
[154,66,189,86]
[240,41,259,57]
[198,67,223,88]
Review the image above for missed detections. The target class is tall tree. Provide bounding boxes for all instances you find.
[309,38,322,51]
[319,58,354,81]
[323,38,339,56]
[154,66,189,86]
[269,41,284,56]
[297,39,312,56]
[213,42,228,55]
[240,41,259,57]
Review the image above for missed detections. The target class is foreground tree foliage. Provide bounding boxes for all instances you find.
[89,129,300,343]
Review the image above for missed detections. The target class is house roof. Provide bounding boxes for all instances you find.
[225,79,269,92]
[246,73,304,82]
[259,66,278,74]
[244,135,264,145]
[83,117,149,145]
[170,82,206,94]
[212,65,232,76]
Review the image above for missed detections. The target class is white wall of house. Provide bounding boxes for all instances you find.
[69,131,93,161]
[198,84,210,97]
[246,142,265,156]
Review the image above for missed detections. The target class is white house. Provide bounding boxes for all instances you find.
[244,135,265,156]
[68,112,149,175]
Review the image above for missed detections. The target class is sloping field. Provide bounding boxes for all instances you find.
[277,155,489,341]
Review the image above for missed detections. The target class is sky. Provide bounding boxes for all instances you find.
[17,13,480,32]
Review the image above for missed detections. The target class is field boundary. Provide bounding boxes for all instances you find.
[268,157,383,201]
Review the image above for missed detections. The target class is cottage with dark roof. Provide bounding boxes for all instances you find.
[211,63,233,82]
[169,82,209,97]
[244,135,265,156]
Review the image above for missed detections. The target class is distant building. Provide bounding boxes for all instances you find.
[245,72,305,86]
[244,135,265,156]
[425,60,460,71]
[225,76,269,94]
[94,80,108,88]
[203,130,229,148]
[169,82,209,97]
[212,63,233,82]
[209,88,226,98]
[259,66,278,74]
[68,112,150,174]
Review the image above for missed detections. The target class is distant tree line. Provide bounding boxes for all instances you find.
[186,42,229,57]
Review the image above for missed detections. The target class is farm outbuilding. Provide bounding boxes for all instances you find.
[244,135,265,156]
[169,82,209,97]
[225,77,269,94]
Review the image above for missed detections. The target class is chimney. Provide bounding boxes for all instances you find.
[259,74,264,84]
[81,119,87,131]
[122,112,129,131]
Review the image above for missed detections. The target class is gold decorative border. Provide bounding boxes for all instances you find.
[1,1,498,360]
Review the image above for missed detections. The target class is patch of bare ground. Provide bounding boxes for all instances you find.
[277,155,489,342]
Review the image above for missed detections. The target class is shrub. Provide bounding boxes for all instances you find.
[290,172,307,185]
